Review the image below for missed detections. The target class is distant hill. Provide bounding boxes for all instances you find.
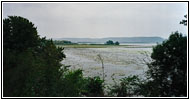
[53,37,164,44]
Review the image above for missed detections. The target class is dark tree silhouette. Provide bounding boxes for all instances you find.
[3,16,39,52]
[180,14,187,26]
[3,16,104,97]
[105,40,114,45]
[115,41,120,45]
[3,16,66,96]
[145,31,187,96]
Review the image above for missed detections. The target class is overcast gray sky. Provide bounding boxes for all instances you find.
[3,2,187,39]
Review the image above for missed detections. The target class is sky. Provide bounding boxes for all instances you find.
[3,2,188,39]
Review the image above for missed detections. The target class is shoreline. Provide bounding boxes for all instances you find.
[56,44,155,48]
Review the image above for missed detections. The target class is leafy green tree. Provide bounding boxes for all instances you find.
[145,31,187,96]
[105,40,114,45]
[3,16,66,97]
[3,16,40,96]
[3,16,39,52]
[115,41,120,45]
[3,16,105,97]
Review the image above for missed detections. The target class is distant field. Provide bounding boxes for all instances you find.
[56,44,153,48]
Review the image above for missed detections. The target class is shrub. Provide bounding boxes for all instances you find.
[115,41,120,45]
[108,75,141,97]
[82,76,104,97]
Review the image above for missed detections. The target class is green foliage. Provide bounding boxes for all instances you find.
[82,76,104,97]
[3,16,105,97]
[108,75,141,97]
[3,16,39,52]
[53,40,77,45]
[145,31,187,96]
[54,69,105,97]
[4,39,66,96]
[115,41,120,45]
[105,40,114,45]
[3,16,66,97]
[180,14,187,26]
[105,40,120,45]
[59,69,84,96]
[4,15,187,97]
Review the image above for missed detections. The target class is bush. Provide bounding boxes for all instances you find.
[59,69,84,97]
[108,75,141,97]
[57,69,105,97]
[115,41,120,45]
[82,76,104,97]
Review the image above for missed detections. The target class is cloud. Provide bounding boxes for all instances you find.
[3,2,187,38]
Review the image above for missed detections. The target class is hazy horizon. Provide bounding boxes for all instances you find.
[3,2,187,39]
[53,36,165,39]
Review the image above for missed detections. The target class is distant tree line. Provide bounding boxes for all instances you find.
[105,40,120,45]
[53,40,77,45]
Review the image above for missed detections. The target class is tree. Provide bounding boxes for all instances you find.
[115,41,120,45]
[3,16,66,96]
[145,31,187,96]
[53,40,74,45]
[3,16,39,52]
[3,16,40,96]
[105,40,114,45]
[3,16,105,97]
[180,14,187,26]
